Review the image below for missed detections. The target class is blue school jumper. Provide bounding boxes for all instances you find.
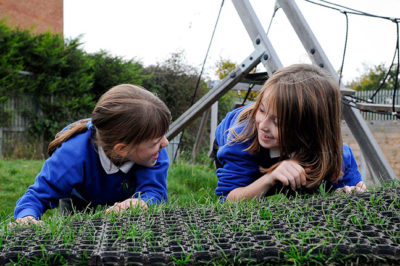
[14,121,169,220]
[214,106,362,198]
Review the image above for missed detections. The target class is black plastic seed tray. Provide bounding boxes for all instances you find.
[1,187,400,264]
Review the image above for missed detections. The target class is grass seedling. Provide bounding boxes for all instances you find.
[189,225,202,242]
[171,251,194,265]
[61,229,75,248]
[349,214,363,230]
[388,199,400,210]
[127,224,138,240]
[367,209,388,226]
[386,230,400,244]
[281,241,325,265]
[369,194,383,207]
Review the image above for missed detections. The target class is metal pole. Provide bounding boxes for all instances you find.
[209,101,218,154]
[191,109,210,163]
[277,0,396,182]
[166,46,265,140]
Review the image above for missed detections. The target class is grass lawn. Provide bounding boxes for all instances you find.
[0,159,218,221]
[0,160,45,221]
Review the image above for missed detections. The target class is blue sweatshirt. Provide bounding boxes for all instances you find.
[14,121,169,219]
[214,106,362,198]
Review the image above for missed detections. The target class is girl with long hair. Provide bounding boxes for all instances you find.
[214,64,366,201]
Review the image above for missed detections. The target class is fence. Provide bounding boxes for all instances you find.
[0,96,34,158]
[355,90,400,120]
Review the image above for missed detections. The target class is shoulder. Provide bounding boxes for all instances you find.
[216,104,253,146]
[342,144,356,164]
[219,105,250,128]
[52,129,95,162]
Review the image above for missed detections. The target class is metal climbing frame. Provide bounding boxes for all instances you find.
[167,0,397,183]
[166,42,267,140]
[231,0,396,183]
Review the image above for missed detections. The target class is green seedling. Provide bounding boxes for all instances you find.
[349,214,363,230]
[171,250,193,265]
[386,230,400,244]
[281,240,325,265]
[369,194,383,207]
[388,199,400,210]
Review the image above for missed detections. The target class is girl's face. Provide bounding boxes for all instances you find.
[125,136,169,167]
[255,97,279,149]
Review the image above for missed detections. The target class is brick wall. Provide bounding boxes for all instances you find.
[0,0,63,34]
[342,120,400,186]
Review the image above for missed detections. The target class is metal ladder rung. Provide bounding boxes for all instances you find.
[231,83,355,96]
[356,102,400,112]
[341,87,355,96]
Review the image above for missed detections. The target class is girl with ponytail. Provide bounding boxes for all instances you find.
[14,84,171,224]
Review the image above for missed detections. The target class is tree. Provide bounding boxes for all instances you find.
[214,58,243,122]
[348,63,399,91]
[88,51,149,100]
[142,51,208,121]
[215,59,236,80]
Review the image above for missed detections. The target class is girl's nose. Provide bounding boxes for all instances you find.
[161,136,169,148]
[259,117,270,129]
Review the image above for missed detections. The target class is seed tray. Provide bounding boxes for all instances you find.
[1,187,400,264]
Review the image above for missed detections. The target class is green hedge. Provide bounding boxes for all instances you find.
[0,21,147,147]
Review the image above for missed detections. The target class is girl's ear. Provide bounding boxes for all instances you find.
[113,143,129,157]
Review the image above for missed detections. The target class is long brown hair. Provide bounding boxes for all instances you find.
[229,64,342,188]
[48,84,171,162]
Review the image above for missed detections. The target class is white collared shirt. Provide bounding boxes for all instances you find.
[269,147,280,158]
[98,146,134,174]
[269,147,294,159]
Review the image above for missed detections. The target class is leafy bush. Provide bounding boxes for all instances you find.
[0,21,147,156]
[0,20,94,142]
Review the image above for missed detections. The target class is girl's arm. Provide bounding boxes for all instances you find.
[14,160,82,220]
[131,148,169,205]
[334,144,366,192]
[14,136,87,221]
[226,160,307,201]
[215,141,262,199]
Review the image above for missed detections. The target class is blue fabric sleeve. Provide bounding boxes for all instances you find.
[14,141,85,219]
[133,148,169,205]
[214,106,260,199]
[215,142,260,199]
[333,144,363,188]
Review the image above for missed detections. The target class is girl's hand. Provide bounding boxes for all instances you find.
[266,160,308,191]
[9,216,42,226]
[106,198,148,214]
[337,181,367,194]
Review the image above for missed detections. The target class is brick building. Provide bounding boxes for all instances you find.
[0,0,63,34]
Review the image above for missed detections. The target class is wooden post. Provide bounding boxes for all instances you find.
[191,109,210,163]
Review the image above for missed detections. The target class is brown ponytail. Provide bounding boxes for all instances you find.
[47,119,90,156]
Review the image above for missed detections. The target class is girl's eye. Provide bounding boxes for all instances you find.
[259,107,264,113]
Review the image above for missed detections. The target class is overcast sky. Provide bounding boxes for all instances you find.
[64,0,400,83]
